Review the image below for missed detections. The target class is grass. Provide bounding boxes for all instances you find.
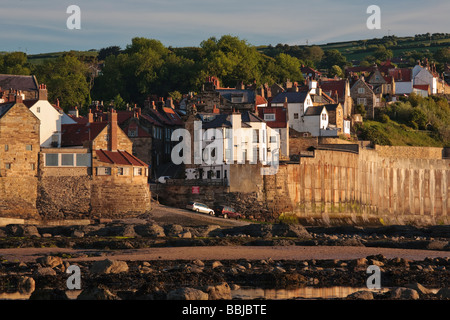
[360,120,444,147]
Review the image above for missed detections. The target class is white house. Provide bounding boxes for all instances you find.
[185,111,280,181]
[412,64,439,94]
[270,91,314,133]
[302,106,338,137]
[24,84,76,147]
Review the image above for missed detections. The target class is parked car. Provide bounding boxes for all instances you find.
[186,201,215,215]
[214,205,241,219]
[157,176,171,183]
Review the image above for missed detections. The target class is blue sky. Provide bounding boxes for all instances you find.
[1,0,449,54]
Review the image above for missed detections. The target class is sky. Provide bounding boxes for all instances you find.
[1,0,449,54]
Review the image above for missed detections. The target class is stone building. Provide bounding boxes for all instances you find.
[350,77,382,119]
[0,93,40,219]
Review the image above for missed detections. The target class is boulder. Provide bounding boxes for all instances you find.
[405,283,433,296]
[36,256,63,268]
[90,259,129,274]
[33,267,57,277]
[30,289,68,300]
[135,223,165,238]
[390,287,420,300]
[272,224,310,238]
[205,282,231,300]
[77,285,121,300]
[347,290,374,300]
[164,224,184,237]
[18,276,35,294]
[436,288,450,299]
[167,287,209,300]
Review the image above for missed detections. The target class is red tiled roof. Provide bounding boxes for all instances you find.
[413,85,429,91]
[255,95,267,106]
[96,149,147,166]
[162,107,183,125]
[320,80,346,99]
[123,122,151,138]
[61,122,108,147]
[388,68,412,82]
[140,114,163,127]
[258,107,287,128]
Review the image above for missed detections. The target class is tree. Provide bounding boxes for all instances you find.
[0,52,31,75]
[373,46,393,61]
[35,54,90,111]
[97,46,122,61]
[328,65,344,78]
[272,53,304,83]
[434,48,450,63]
[320,49,347,69]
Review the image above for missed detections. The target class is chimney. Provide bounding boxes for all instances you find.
[108,108,118,151]
[283,97,288,109]
[88,109,94,123]
[15,90,23,103]
[39,84,48,100]
[8,89,15,102]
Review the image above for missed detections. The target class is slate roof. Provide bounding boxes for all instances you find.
[271,91,309,104]
[304,106,325,116]
[199,111,262,129]
[0,75,38,92]
[0,102,15,119]
[216,89,256,104]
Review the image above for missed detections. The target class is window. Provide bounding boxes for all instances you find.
[128,130,137,137]
[252,129,259,143]
[76,153,91,167]
[104,134,109,142]
[36,107,40,113]
[270,136,278,143]
[61,154,74,166]
[357,98,367,106]
[45,154,59,167]
[225,149,231,161]
[5,163,11,170]
[358,88,365,94]
[4,145,8,151]
[294,113,299,119]
[118,167,129,176]
[216,170,220,179]
[97,167,111,175]
[134,167,143,176]
[25,144,32,151]
[30,163,35,170]
[264,114,276,121]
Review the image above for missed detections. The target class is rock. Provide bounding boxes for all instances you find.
[177,231,192,238]
[30,289,69,300]
[406,283,433,296]
[18,276,35,294]
[33,267,57,277]
[347,290,374,300]
[90,259,129,274]
[5,224,25,236]
[164,224,184,237]
[436,288,450,299]
[36,256,63,268]
[135,223,165,237]
[206,282,231,300]
[369,260,384,267]
[139,266,154,274]
[22,225,41,237]
[167,287,208,300]
[390,287,420,300]
[120,224,138,237]
[273,266,286,273]
[272,224,310,238]
[192,259,205,267]
[78,285,121,300]
[426,240,449,251]
[212,261,223,269]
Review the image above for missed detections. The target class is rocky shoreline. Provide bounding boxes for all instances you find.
[0,221,449,300]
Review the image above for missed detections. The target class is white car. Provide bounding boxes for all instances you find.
[186,201,215,215]
[157,176,171,183]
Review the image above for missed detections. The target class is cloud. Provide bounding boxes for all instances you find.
[0,0,448,53]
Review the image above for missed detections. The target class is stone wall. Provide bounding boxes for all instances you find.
[374,145,444,159]
[37,176,92,220]
[158,145,450,225]
[0,177,39,219]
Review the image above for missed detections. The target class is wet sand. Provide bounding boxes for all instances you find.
[0,245,448,263]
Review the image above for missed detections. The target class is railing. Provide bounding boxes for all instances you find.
[165,178,228,186]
